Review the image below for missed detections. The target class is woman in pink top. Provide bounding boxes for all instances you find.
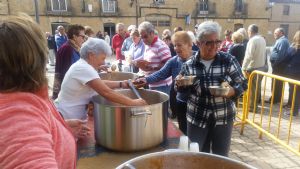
[0,14,85,169]
[219,30,233,52]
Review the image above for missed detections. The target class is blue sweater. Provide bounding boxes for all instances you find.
[146,53,195,102]
[270,36,290,68]
[55,34,68,51]
[282,47,300,79]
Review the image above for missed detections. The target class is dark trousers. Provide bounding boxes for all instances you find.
[249,74,263,111]
[169,82,177,117]
[176,100,187,135]
[271,69,284,103]
[132,65,139,73]
[287,84,300,116]
[187,116,233,157]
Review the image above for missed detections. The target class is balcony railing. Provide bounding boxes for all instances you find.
[199,10,209,15]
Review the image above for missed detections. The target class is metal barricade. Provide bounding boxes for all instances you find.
[239,70,300,157]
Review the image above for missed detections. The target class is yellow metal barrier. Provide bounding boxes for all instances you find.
[239,70,300,157]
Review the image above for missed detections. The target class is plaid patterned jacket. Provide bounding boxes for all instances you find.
[178,51,247,128]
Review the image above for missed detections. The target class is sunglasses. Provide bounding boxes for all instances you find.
[202,40,222,46]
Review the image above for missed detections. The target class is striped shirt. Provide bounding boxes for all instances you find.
[143,36,172,87]
[178,51,247,128]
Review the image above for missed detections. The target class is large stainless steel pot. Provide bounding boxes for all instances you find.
[92,89,169,152]
[116,151,257,169]
[99,72,138,81]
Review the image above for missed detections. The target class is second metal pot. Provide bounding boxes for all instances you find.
[99,72,138,81]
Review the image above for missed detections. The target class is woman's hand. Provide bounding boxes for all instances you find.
[132,98,148,106]
[132,78,147,88]
[223,86,235,98]
[65,119,91,139]
[98,65,109,72]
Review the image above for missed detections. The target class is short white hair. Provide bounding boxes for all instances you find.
[127,25,136,32]
[80,38,112,60]
[237,28,247,38]
[57,25,64,30]
[162,29,172,36]
[196,21,221,41]
[116,23,125,31]
[138,21,155,34]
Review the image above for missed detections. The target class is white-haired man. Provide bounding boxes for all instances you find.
[112,23,128,70]
[136,21,172,94]
[242,24,267,111]
[268,28,290,103]
[121,25,136,56]
[55,38,146,120]
[55,25,68,51]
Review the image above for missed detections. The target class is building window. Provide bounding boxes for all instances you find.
[235,0,243,12]
[234,23,243,31]
[280,24,289,37]
[51,0,67,11]
[158,21,171,27]
[102,0,116,13]
[283,5,290,15]
[146,14,171,27]
[199,0,209,15]
[153,0,165,5]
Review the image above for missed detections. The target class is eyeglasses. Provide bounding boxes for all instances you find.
[202,40,222,46]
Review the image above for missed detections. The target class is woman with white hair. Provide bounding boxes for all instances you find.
[187,31,199,52]
[176,21,247,156]
[237,27,249,48]
[55,38,146,120]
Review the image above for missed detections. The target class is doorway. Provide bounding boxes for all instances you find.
[234,23,244,31]
[51,22,69,35]
[103,23,115,45]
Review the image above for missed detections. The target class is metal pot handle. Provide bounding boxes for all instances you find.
[131,107,152,116]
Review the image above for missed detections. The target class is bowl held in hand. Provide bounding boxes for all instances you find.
[208,86,230,97]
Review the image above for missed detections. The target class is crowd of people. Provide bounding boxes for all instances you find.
[1,12,300,168]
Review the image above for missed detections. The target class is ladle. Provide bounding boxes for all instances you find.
[128,79,150,127]
[127,79,142,99]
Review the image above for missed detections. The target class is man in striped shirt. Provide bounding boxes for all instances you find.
[136,21,172,94]
[177,21,247,157]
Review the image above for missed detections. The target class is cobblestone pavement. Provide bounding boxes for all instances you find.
[46,55,300,169]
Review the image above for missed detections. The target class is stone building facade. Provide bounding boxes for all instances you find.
[0,0,299,45]
[268,0,300,43]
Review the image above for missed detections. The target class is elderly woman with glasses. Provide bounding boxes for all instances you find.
[53,24,86,99]
[176,21,247,156]
[55,38,147,120]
